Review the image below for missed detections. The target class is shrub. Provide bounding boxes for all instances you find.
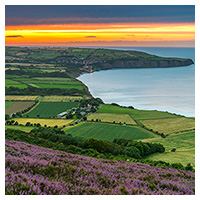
[171,148,176,152]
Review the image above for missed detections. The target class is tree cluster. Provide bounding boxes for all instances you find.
[5,69,70,78]
[28,127,164,159]
[79,97,104,107]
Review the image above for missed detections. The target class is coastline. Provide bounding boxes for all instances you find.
[77,65,195,118]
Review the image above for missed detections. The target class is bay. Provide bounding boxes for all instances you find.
[78,47,195,117]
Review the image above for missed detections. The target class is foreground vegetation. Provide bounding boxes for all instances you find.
[5,139,195,195]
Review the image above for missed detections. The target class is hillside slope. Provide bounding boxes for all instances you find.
[5,139,195,195]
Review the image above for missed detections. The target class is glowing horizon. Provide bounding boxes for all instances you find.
[5,22,195,47]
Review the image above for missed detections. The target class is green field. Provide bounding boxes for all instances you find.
[64,122,157,142]
[97,104,179,120]
[141,118,195,135]
[144,150,195,167]
[12,77,84,90]
[5,79,28,89]
[5,101,15,109]
[5,125,35,132]
[24,102,78,118]
[14,77,82,85]
[34,83,83,90]
[142,131,195,151]
[87,113,136,125]
[142,131,195,166]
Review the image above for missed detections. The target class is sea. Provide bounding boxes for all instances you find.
[77,47,195,117]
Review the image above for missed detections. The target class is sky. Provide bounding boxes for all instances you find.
[5,5,195,47]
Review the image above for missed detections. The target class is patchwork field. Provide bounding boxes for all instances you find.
[97,104,179,120]
[5,79,27,89]
[87,113,136,125]
[11,77,84,90]
[13,118,73,127]
[140,118,195,135]
[5,101,34,116]
[39,95,83,102]
[144,150,195,167]
[5,95,38,101]
[5,101,15,109]
[24,102,78,118]
[64,123,157,142]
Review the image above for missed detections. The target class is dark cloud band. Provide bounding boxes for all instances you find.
[5,35,24,38]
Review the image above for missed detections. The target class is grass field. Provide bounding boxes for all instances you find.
[5,79,27,89]
[34,83,83,90]
[5,125,35,132]
[64,122,157,142]
[87,113,136,125]
[5,101,15,109]
[13,118,73,127]
[39,96,83,102]
[140,118,195,135]
[142,131,195,151]
[5,96,38,101]
[144,150,195,167]
[97,104,179,120]
[5,102,34,115]
[142,131,195,166]
[24,102,78,118]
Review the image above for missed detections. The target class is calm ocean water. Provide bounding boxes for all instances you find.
[78,47,195,117]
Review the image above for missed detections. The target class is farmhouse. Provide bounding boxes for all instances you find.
[57,112,67,118]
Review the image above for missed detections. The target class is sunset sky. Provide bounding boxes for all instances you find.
[5,5,195,47]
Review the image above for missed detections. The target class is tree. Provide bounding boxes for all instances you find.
[36,123,41,127]
[26,122,31,126]
[5,114,9,120]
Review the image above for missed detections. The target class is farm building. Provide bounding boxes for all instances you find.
[57,112,67,118]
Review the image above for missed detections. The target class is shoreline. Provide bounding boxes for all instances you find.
[77,67,195,118]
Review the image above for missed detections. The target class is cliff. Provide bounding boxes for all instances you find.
[95,58,194,71]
